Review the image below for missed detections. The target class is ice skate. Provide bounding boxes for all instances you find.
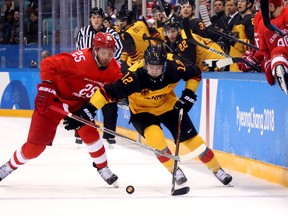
[174,167,188,186]
[275,64,288,94]
[97,165,119,187]
[214,168,232,185]
[75,137,83,144]
[0,162,15,181]
[104,137,116,149]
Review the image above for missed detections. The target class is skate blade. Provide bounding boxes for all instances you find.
[108,144,114,149]
[275,65,288,94]
[112,181,119,188]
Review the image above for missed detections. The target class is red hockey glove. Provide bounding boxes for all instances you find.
[63,103,97,130]
[263,59,275,86]
[34,81,56,114]
[237,50,263,72]
[174,89,197,113]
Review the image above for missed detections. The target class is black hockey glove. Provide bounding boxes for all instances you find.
[63,103,97,130]
[174,89,197,113]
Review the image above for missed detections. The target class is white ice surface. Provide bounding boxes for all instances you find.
[0,117,288,216]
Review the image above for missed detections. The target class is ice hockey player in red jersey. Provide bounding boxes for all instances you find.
[257,0,288,93]
[0,32,121,187]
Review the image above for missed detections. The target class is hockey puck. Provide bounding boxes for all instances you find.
[126,185,135,194]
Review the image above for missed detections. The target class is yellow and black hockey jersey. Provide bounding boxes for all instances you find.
[90,54,201,116]
[166,30,225,71]
[229,13,255,71]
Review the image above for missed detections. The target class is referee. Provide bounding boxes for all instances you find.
[76,7,123,62]
[75,7,123,146]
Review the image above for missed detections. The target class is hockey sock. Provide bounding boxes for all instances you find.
[156,147,175,173]
[86,139,107,170]
[9,142,46,169]
[198,147,221,173]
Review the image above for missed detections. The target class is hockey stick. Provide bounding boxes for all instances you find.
[182,18,262,72]
[199,4,259,51]
[49,105,180,161]
[157,0,166,17]
[143,35,175,53]
[171,109,190,196]
[157,0,173,19]
[260,0,286,37]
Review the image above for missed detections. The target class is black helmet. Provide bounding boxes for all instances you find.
[144,44,167,65]
[103,13,112,22]
[89,7,104,18]
[180,0,196,9]
[164,17,181,30]
[116,10,134,24]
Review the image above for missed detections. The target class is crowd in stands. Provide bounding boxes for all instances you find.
[0,0,287,74]
[0,0,39,44]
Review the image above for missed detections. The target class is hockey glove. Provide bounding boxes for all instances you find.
[174,89,197,113]
[63,103,97,130]
[34,81,56,114]
[237,50,263,72]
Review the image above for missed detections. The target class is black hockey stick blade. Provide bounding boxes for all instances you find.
[260,0,286,37]
[171,186,190,196]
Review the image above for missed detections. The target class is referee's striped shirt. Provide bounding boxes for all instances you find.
[76,25,123,63]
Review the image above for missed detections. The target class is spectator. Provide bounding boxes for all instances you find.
[2,10,13,44]
[119,0,128,13]
[107,2,116,18]
[26,10,38,44]
[9,8,20,44]
[146,0,156,17]
[132,0,142,20]
[25,0,38,18]
[40,50,50,62]
[1,0,16,22]
[0,18,4,44]
[27,0,38,9]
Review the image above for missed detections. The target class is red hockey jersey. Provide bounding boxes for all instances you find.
[257,7,288,59]
[40,48,122,110]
